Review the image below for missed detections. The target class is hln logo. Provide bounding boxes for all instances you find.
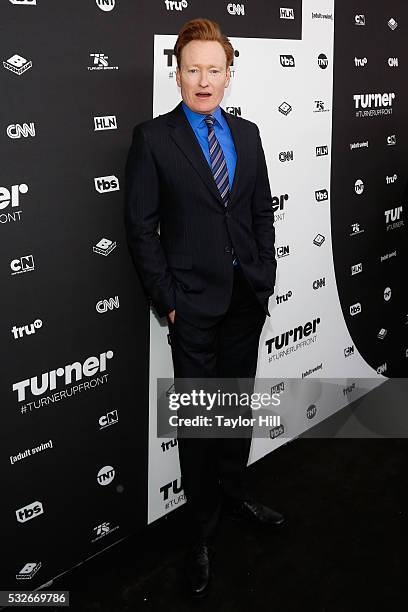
[225,107,241,116]
[94,115,117,131]
[316,145,328,156]
[280,7,294,19]
[7,123,35,138]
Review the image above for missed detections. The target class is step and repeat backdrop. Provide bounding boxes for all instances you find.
[1,0,407,594]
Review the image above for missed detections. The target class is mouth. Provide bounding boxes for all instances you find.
[195,92,212,99]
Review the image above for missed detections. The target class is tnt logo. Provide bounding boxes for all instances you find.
[10,254,34,276]
[316,145,328,156]
[0,183,28,210]
[225,107,241,116]
[3,54,32,75]
[318,54,328,69]
[280,54,295,67]
[350,303,361,316]
[97,465,115,486]
[277,245,290,258]
[351,263,362,275]
[315,189,328,202]
[354,179,364,194]
[306,404,317,419]
[279,151,293,162]
[99,410,119,429]
[313,278,325,290]
[344,346,354,357]
[16,562,41,580]
[96,296,120,313]
[16,501,43,523]
[7,123,35,138]
[280,7,294,19]
[93,237,117,256]
[388,57,398,67]
[96,0,115,11]
[227,3,245,15]
[94,175,119,193]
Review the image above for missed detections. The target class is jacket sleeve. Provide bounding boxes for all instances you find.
[251,125,277,291]
[124,125,175,318]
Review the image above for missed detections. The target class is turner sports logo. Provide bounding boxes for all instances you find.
[265,317,320,362]
[354,92,395,118]
[12,350,114,414]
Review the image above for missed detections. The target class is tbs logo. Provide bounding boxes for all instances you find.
[315,189,328,202]
[350,303,361,316]
[16,501,44,523]
[280,54,295,67]
[94,175,119,193]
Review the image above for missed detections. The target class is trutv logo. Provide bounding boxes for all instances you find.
[16,501,44,523]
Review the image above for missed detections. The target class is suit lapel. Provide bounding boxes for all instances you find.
[167,102,242,209]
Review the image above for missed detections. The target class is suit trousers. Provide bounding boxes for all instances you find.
[167,265,267,543]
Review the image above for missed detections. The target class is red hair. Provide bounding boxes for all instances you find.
[174,18,234,68]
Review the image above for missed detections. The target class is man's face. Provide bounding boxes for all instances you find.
[176,40,231,114]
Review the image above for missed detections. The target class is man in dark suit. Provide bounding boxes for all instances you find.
[125,17,285,598]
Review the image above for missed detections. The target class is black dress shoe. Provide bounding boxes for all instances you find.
[225,499,286,527]
[185,540,212,598]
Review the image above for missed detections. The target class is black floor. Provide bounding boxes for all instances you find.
[55,421,408,611]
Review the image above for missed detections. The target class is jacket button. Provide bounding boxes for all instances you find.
[225,246,231,253]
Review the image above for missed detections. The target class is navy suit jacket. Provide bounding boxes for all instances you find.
[124,101,276,328]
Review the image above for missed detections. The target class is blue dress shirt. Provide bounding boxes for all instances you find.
[182,101,237,191]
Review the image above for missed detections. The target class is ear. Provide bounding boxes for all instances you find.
[176,66,181,87]
[225,65,231,87]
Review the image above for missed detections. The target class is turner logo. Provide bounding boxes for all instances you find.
[10,254,34,275]
[164,0,188,10]
[96,0,115,11]
[227,3,245,15]
[350,303,361,316]
[280,7,294,19]
[354,92,395,118]
[385,206,403,230]
[12,318,42,340]
[280,54,295,67]
[160,478,183,501]
[12,350,114,403]
[272,193,289,214]
[16,501,43,523]
[97,465,115,485]
[0,183,28,224]
[315,189,328,202]
[3,54,32,75]
[16,562,41,580]
[96,295,120,313]
[94,175,119,193]
[354,179,364,194]
[7,123,35,139]
[317,54,328,69]
[265,317,320,353]
[94,115,117,131]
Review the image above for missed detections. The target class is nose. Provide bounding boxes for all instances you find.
[199,70,209,87]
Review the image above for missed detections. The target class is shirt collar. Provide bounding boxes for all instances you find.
[182,101,223,129]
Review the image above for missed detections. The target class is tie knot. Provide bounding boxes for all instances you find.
[204,114,215,128]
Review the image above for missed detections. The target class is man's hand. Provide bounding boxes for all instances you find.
[167,309,175,324]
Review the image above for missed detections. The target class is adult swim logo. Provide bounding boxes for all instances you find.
[1,183,28,225]
[96,0,115,10]
[88,53,118,71]
[12,350,114,414]
[3,54,32,75]
[353,92,395,118]
[265,317,321,362]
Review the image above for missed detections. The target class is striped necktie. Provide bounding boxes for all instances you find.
[204,114,238,266]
